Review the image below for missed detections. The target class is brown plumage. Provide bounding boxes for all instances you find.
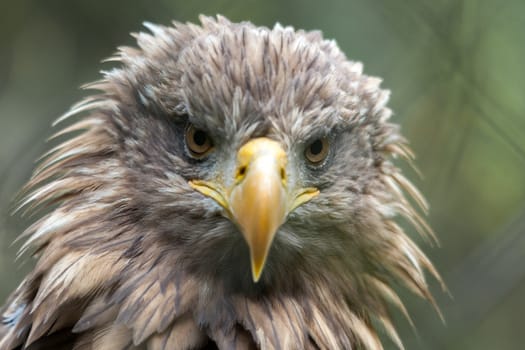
[0,15,443,350]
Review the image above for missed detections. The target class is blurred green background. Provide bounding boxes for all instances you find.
[0,0,524,349]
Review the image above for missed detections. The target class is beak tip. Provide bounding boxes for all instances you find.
[251,259,264,283]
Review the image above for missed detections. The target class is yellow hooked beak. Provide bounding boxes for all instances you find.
[189,138,319,282]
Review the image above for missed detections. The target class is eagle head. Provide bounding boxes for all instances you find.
[0,15,443,350]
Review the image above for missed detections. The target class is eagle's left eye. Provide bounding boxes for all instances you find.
[305,137,330,166]
[185,124,213,158]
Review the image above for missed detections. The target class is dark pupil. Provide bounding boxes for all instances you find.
[310,139,323,155]
[193,130,208,146]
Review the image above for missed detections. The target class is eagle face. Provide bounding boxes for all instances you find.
[0,15,442,350]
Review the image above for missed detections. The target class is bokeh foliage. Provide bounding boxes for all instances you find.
[1,0,524,349]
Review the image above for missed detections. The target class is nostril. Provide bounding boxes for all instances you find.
[280,167,286,181]
[238,166,247,177]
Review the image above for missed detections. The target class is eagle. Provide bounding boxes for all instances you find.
[0,15,443,350]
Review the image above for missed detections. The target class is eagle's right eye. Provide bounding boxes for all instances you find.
[305,137,330,166]
[185,124,213,158]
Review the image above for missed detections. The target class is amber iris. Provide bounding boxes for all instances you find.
[185,124,213,158]
[305,138,329,165]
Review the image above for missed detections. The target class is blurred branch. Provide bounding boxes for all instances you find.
[372,0,525,161]
[416,208,525,348]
